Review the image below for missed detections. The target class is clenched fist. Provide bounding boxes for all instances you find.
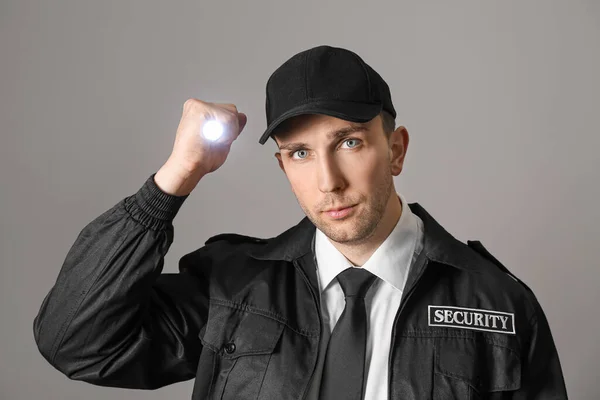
[155,99,248,196]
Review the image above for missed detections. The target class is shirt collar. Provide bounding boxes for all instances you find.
[314,193,421,293]
[245,198,481,274]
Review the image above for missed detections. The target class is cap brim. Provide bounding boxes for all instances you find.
[258,100,383,145]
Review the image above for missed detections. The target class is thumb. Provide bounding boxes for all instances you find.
[237,112,248,133]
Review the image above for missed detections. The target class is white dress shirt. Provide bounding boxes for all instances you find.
[312,193,424,400]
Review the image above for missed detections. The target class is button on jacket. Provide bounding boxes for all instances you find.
[33,173,568,399]
[306,192,424,400]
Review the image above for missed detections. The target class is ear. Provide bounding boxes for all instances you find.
[389,126,409,176]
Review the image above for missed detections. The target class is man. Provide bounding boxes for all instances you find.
[33,45,568,399]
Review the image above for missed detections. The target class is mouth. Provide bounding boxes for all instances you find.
[323,205,355,212]
[322,204,356,219]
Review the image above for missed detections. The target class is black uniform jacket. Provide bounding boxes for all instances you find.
[33,174,568,399]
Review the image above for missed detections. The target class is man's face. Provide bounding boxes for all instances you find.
[274,113,407,245]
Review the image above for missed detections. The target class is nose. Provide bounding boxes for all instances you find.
[317,153,346,193]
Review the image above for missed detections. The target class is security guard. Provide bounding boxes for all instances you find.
[33,45,568,399]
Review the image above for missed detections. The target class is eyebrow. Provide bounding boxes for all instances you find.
[277,125,369,152]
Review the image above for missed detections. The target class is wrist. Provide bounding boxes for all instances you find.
[155,159,205,196]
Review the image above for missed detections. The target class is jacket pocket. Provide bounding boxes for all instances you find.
[198,301,285,400]
[433,335,521,400]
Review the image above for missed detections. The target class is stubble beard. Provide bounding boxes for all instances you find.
[300,166,394,245]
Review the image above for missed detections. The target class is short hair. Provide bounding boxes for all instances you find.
[380,110,396,140]
[271,110,396,144]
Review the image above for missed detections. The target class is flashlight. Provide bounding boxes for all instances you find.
[202,119,224,141]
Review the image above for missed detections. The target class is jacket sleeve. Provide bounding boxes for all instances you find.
[33,173,211,390]
[513,293,569,399]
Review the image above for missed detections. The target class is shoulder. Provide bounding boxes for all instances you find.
[205,232,269,246]
[464,240,542,318]
[201,232,270,262]
[466,240,534,294]
[178,232,270,276]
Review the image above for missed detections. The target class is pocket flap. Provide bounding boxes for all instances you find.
[436,336,521,392]
[200,302,284,359]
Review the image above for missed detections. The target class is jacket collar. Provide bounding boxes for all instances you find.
[247,202,480,272]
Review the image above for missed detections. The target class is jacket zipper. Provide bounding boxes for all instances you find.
[293,257,322,400]
[387,256,430,400]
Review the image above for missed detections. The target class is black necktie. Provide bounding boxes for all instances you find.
[319,267,377,400]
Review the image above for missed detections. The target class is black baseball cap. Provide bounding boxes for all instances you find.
[259,44,396,145]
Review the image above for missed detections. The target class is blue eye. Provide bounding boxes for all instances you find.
[292,149,308,159]
[343,139,360,148]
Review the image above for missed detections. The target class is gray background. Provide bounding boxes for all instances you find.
[1,0,598,399]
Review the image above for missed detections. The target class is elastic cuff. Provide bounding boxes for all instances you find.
[132,173,190,222]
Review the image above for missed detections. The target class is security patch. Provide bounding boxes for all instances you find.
[428,305,516,334]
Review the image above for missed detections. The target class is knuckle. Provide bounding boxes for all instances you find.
[221,112,238,126]
[217,103,238,113]
[183,98,204,111]
[183,98,195,111]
